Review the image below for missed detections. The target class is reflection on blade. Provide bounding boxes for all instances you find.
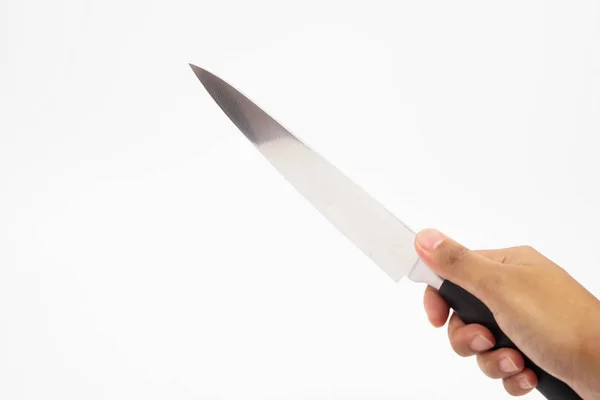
[190,64,439,286]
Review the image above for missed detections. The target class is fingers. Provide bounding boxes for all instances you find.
[414,229,502,299]
[503,369,537,396]
[423,291,537,397]
[476,348,525,379]
[416,234,541,397]
[444,311,536,397]
[423,286,449,327]
[447,312,495,356]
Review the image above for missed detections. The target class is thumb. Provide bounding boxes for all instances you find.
[414,228,500,298]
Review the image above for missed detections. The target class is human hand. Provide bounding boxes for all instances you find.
[414,229,600,399]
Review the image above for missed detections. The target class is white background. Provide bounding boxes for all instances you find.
[1,1,599,399]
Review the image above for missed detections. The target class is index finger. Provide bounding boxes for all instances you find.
[424,286,450,327]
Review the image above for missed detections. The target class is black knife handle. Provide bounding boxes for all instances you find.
[438,280,582,400]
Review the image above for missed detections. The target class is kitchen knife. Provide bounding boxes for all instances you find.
[189,64,581,400]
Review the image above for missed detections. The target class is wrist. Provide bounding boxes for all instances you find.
[571,306,600,399]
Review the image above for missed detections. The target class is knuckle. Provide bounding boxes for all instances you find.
[476,354,498,378]
[502,380,518,396]
[448,331,470,357]
[450,339,471,357]
[515,245,538,256]
[503,377,527,396]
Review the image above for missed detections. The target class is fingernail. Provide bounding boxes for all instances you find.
[499,357,519,373]
[416,229,446,251]
[470,335,494,352]
[519,377,533,390]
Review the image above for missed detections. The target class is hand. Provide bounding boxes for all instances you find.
[414,229,600,399]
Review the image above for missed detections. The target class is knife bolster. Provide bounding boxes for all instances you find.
[407,258,443,289]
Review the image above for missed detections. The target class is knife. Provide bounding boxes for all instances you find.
[189,64,581,400]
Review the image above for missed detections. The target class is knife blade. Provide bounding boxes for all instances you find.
[189,64,582,400]
[188,63,441,288]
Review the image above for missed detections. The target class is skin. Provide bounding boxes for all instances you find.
[414,228,600,399]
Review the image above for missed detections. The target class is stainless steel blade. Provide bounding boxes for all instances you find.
[190,64,441,288]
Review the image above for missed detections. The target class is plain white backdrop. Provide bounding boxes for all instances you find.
[1,1,599,399]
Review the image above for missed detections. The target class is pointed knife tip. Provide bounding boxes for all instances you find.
[189,63,219,89]
[188,63,203,74]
